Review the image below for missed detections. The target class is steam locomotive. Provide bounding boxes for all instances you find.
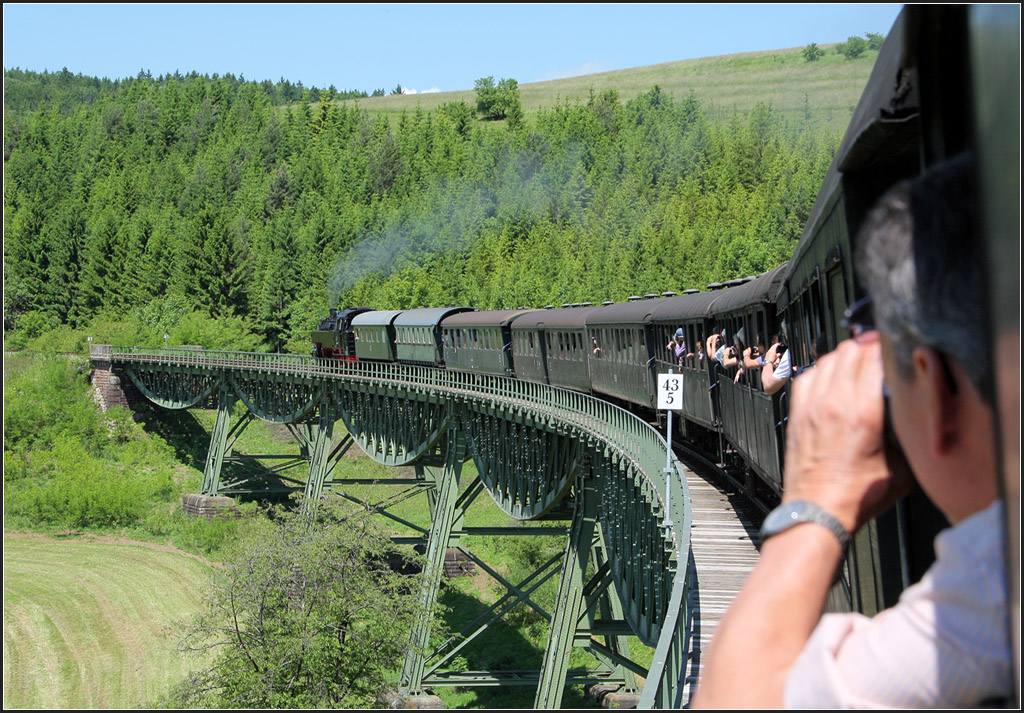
[312,6,1018,619]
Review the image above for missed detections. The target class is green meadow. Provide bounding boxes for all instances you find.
[344,43,875,133]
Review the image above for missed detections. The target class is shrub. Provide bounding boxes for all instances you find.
[802,43,824,62]
[839,35,868,60]
[9,436,149,528]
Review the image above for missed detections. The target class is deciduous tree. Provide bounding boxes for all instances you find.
[172,501,427,709]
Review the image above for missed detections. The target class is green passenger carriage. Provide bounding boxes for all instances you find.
[394,307,475,365]
[441,309,539,377]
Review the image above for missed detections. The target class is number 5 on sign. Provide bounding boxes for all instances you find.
[657,374,684,410]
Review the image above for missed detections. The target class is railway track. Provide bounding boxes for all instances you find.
[673,448,763,705]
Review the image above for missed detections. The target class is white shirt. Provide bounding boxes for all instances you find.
[773,349,791,380]
[784,500,1012,708]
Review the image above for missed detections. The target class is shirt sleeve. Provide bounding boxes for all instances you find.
[784,502,1011,708]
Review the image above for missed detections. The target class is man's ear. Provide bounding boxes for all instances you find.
[911,346,959,454]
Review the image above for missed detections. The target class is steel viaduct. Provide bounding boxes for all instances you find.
[90,344,706,709]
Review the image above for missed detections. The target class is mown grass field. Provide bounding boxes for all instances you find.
[342,43,877,134]
[2,536,212,709]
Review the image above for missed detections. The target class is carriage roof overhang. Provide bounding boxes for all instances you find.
[440,309,540,329]
[511,306,601,331]
[778,9,917,309]
[647,291,723,323]
[709,263,788,314]
[352,310,404,327]
[585,301,655,326]
[393,307,476,328]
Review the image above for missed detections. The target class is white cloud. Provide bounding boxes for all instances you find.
[541,61,612,81]
[421,87,442,94]
[400,87,418,95]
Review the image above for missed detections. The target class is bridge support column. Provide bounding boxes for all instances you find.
[301,400,342,504]
[534,462,598,709]
[591,529,640,696]
[400,425,466,699]
[201,387,236,495]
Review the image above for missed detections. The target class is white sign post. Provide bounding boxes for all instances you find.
[657,371,683,532]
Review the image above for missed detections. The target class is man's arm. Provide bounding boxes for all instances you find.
[761,345,789,395]
[762,363,786,394]
[743,347,762,370]
[692,337,913,708]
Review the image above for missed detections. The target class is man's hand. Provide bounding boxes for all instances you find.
[782,336,913,534]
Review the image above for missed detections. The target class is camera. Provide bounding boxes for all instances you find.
[776,342,788,357]
[883,392,916,490]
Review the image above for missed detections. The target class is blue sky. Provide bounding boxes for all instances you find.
[3,4,902,94]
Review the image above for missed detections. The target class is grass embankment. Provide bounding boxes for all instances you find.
[2,536,212,708]
[343,43,876,134]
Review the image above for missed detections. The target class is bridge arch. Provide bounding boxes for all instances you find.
[333,388,451,467]
[124,366,221,409]
[229,373,321,423]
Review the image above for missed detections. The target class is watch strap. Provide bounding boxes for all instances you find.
[759,500,851,551]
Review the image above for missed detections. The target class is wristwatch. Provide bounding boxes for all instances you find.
[759,500,850,551]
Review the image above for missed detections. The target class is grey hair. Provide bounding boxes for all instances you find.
[855,154,991,403]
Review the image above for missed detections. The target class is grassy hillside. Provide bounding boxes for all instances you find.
[344,43,875,133]
[2,536,212,708]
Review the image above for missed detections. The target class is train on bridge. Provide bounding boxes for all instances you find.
[312,5,1018,621]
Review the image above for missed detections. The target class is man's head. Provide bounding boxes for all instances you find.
[855,154,997,521]
[856,154,990,402]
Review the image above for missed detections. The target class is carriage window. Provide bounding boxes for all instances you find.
[827,266,847,352]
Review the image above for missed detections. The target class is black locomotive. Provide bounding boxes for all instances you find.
[313,6,1018,619]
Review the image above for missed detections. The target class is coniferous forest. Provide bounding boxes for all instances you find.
[4,68,840,354]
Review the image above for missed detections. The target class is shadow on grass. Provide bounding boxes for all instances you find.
[133,404,302,502]
[427,585,589,709]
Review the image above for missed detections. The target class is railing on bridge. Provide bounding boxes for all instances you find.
[92,345,693,708]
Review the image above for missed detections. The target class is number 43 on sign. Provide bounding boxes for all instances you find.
[657,373,684,410]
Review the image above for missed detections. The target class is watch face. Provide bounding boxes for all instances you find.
[763,502,802,535]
